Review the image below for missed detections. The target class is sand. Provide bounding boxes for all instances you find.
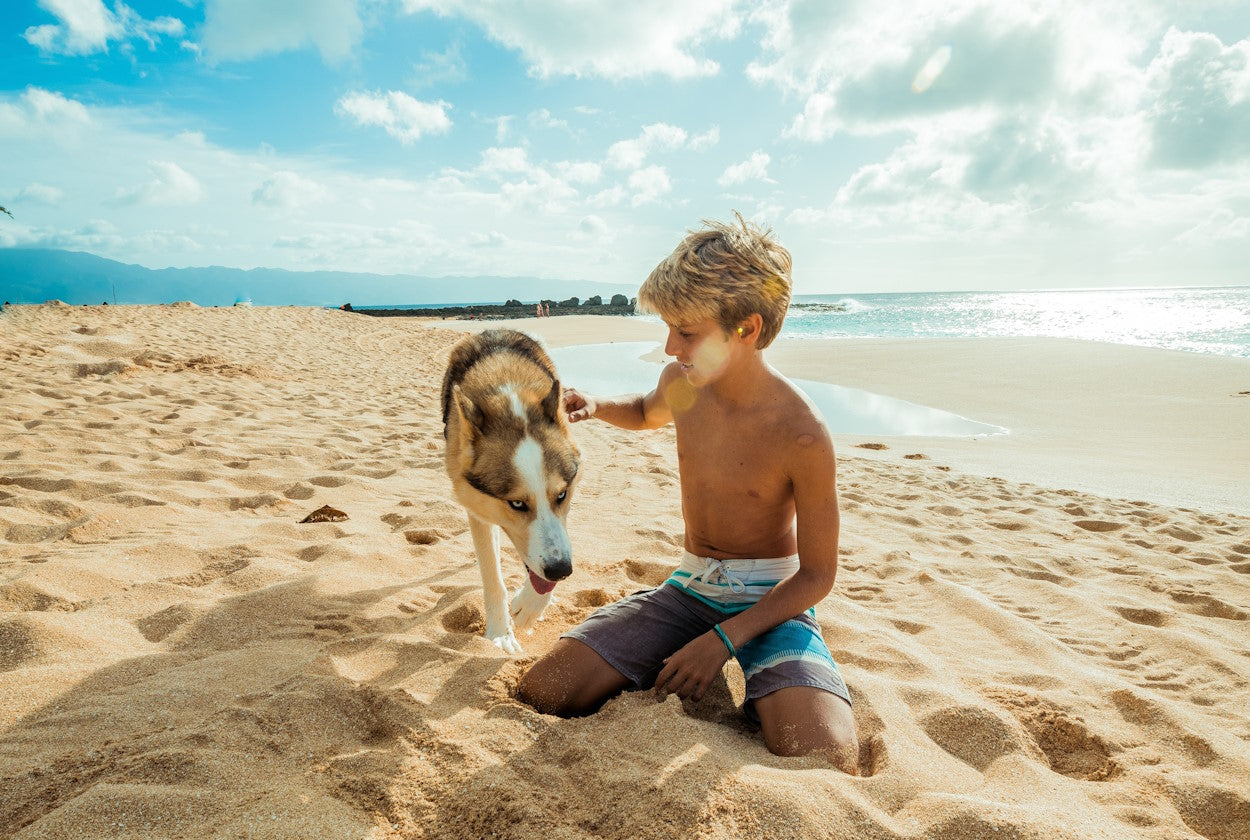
[2,304,1248,839]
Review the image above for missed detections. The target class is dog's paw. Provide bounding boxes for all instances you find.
[510,585,552,632]
[486,626,523,655]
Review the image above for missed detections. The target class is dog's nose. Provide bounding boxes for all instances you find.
[543,557,572,581]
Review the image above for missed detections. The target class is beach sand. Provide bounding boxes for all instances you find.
[2,304,1248,839]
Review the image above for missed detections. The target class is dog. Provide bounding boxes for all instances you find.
[441,329,580,654]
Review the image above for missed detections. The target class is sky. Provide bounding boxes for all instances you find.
[1,0,1249,295]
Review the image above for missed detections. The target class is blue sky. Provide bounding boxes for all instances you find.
[1,0,1248,294]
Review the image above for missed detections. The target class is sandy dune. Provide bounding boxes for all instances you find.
[2,304,1248,839]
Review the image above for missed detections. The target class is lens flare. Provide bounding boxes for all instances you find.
[912,45,951,93]
[691,336,730,375]
[664,377,697,413]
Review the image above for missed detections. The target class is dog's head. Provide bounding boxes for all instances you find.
[452,375,580,591]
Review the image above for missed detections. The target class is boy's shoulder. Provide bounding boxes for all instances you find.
[757,369,832,444]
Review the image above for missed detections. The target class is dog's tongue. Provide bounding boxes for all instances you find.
[529,570,557,595]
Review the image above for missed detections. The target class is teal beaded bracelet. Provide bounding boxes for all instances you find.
[712,623,736,659]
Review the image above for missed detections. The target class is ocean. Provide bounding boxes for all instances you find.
[780,286,1250,357]
[549,285,1250,437]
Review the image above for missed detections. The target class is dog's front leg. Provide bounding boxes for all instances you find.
[468,514,521,654]
[510,580,553,632]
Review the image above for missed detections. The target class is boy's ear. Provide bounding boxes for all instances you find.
[737,313,764,344]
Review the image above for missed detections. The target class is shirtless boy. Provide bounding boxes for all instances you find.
[518,214,857,772]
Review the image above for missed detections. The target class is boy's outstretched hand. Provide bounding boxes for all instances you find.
[653,631,733,703]
[563,387,597,423]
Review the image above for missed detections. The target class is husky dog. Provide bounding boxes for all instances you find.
[442,329,580,654]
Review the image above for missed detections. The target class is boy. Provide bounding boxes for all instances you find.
[518,214,857,772]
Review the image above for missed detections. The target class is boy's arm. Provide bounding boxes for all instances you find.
[565,362,679,430]
[654,423,840,702]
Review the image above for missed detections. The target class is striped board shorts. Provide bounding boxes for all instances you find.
[562,552,851,717]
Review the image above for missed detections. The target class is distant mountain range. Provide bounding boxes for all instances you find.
[0,248,638,308]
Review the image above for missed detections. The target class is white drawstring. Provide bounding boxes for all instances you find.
[690,556,748,594]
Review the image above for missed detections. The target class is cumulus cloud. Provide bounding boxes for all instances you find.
[401,0,739,79]
[628,165,671,206]
[334,91,452,143]
[689,126,720,151]
[18,183,66,205]
[24,0,184,56]
[252,171,329,209]
[0,87,91,137]
[718,151,773,186]
[115,161,204,206]
[607,123,688,169]
[1147,28,1250,168]
[200,0,363,63]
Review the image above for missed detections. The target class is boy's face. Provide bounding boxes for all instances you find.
[663,317,735,387]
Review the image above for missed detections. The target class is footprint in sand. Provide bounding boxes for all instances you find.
[985,688,1119,781]
[404,529,447,546]
[624,558,671,587]
[1074,519,1128,533]
[920,703,1040,771]
[1112,605,1170,627]
[441,602,484,634]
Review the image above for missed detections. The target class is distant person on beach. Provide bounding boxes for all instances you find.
[519,214,856,771]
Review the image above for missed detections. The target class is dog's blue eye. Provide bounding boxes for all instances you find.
[555,490,567,504]
[508,500,528,512]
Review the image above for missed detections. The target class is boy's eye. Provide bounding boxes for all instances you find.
[508,500,529,512]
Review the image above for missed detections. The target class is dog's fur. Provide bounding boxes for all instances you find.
[442,329,580,654]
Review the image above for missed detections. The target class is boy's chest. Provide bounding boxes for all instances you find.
[674,411,791,501]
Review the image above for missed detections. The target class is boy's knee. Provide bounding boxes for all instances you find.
[764,726,859,774]
[517,664,563,714]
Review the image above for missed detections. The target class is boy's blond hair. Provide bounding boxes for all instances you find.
[638,212,793,349]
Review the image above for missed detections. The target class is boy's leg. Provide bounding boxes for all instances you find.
[519,585,718,717]
[753,687,858,773]
[518,638,631,716]
[738,612,858,772]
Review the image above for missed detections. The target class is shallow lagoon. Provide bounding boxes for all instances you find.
[549,342,1006,438]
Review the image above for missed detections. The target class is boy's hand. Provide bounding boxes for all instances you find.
[563,387,597,423]
[653,631,731,703]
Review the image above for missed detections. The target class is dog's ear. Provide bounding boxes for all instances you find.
[541,377,561,423]
[453,384,486,436]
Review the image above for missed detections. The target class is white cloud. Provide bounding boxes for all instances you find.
[478,146,531,175]
[115,160,204,206]
[334,91,452,143]
[200,0,363,63]
[1147,28,1250,168]
[690,126,720,151]
[718,151,773,186]
[607,123,688,169]
[555,161,602,185]
[24,0,184,56]
[401,0,739,79]
[528,108,569,131]
[0,87,91,136]
[411,42,468,87]
[18,183,66,205]
[252,171,329,209]
[628,166,671,206]
[576,214,609,238]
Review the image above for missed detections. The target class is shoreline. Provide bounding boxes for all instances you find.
[418,315,1250,514]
